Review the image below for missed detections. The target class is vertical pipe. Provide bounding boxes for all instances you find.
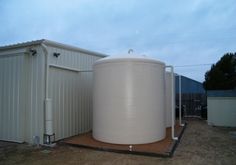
[179,75,182,125]
[45,98,53,135]
[41,43,49,99]
[179,75,185,127]
[41,43,55,144]
[166,66,178,140]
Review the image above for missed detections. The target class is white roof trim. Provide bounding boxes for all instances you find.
[0,39,107,57]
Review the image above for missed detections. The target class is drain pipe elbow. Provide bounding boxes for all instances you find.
[41,43,49,99]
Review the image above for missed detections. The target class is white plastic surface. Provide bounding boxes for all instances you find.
[165,72,175,128]
[45,98,53,135]
[94,54,165,66]
[93,56,166,144]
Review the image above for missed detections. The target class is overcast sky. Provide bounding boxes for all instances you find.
[1,0,236,82]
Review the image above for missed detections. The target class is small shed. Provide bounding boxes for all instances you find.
[207,90,236,127]
[0,39,106,144]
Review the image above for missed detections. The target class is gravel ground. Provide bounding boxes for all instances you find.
[0,119,236,165]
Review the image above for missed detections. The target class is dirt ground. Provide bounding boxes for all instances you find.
[0,119,236,165]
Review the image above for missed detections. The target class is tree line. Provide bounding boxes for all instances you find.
[203,52,236,90]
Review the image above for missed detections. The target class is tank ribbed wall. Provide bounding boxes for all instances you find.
[93,57,166,144]
[165,72,175,128]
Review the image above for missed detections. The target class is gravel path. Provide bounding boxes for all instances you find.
[0,119,236,165]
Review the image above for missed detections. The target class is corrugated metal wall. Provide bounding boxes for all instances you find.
[24,46,45,144]
[0,43,102,144]
[0,52,25,142]
[0,46,45,143]
[47,45,101,141]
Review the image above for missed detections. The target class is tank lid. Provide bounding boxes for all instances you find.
[94,52,165,66]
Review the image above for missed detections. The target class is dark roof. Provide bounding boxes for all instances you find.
[175,75,205,94]
[207,90,236,97]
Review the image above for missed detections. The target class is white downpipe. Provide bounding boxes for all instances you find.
[41,43,49,99]
[166,66,178,140]
[179,75,185,127]
[41,44,54,136]
[45,98,53,135]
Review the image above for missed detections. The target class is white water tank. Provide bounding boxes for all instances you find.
[93,55,166,144]
[165,72,175,128]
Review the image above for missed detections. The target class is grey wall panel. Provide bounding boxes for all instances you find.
[208,97,236,127]
[23,46,45,144]
[0,46,45,144]
[0,54,25,142]
[49,68,93,140]
[47,46,100,71]
[47,46,101,140]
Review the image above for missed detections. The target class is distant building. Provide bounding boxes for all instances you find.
[207,90,236,127]
[175,75,206,117]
